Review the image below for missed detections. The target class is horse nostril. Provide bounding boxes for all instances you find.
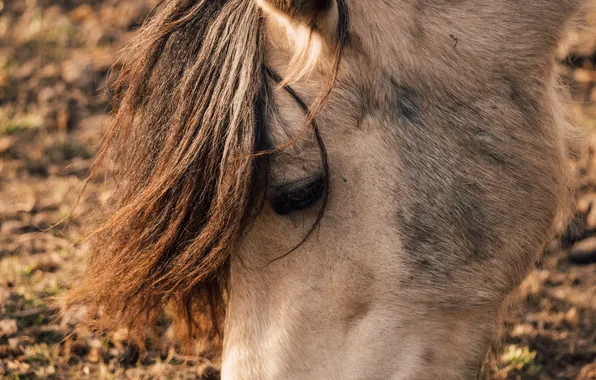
[270,176,326,215]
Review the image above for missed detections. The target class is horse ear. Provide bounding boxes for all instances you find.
[258,0,333,23]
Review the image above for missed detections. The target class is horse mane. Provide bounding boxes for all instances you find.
[68,0,349,348]
[69,0,269,343]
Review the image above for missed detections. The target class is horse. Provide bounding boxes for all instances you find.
[69,0,583,378]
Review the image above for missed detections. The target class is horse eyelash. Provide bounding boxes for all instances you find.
[270,176,327,215]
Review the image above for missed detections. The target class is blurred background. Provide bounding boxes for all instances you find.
[0,1,594,379]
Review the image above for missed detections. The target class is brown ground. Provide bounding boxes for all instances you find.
[0,1,594,379]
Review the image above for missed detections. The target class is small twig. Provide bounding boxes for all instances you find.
[170,353,211,364]
[7,306,59,319]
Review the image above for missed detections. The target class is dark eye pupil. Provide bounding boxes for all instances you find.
[270,177,326,215]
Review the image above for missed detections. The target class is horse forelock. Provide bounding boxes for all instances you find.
[69,0,269,345]
[69,0,347,348]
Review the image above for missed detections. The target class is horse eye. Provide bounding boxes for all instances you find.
[270,176,326,215]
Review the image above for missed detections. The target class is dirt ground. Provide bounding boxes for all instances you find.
[0,1,594,379]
